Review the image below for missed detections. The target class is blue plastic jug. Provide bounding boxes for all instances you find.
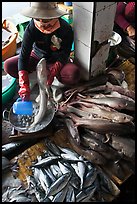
[13,98,33,116]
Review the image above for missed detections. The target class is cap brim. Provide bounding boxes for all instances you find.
[21,7,66,19]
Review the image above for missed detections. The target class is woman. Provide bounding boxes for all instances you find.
[4,2,80,102]
[114,2,135,57]
[114,2,135,39]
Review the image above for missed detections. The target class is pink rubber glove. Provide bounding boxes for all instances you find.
[47,61,63,86]
[18,70,30,101]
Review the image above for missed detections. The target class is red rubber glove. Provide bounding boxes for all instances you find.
[47,61,63,86]
[18,70,30,101]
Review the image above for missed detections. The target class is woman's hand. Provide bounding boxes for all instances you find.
[126,25,135,38]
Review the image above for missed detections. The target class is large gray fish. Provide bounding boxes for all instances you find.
[30,58,53,127]
[69,113,135,135]
[99,91,135,103]
[106,82,135,100]
[77,102,134,123]
[81,133,121,161]
[80,95,135,111]
[63,104,93,119]
[66,126,107,165]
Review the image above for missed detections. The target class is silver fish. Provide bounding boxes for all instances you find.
[58,161,71,174]
[83,168,98,188]
[45,139,62,156]
[77,156,86,189]
[50,164,63,178]
[47,172,71,196]
[52,185,68,202]
[65,185,76,202]
[32,156,61,168]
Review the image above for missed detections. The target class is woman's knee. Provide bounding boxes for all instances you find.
[60,63,81,85]
[4,56,19,78]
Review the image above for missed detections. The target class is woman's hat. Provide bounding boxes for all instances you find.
[20,2,66,19]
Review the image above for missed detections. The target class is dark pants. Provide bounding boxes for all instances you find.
[4,51,81,85]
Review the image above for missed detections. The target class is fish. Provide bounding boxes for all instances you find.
[52,185,68,202]
[18,140,123,202]
[2,156,11,171]
[77,102,134,123]
[65,118,81,145]
[69,113,135,135]
[45,139,62,156]
[58,146,80,157]
[32,156,61,168]
[80,95,135,111]
[108,135,135,160]
[81,133,121,161]
[29,58,48,127]
[58,161,71,175]
[106,82,135,100]
[83,168,98,188]
[43,168,56,183]
[50,164,63,178]
[77,156,86,189]
[102,91,135,103]
[66,127,107,165]
[65,185,76,202]
[2,140,38,160]
[47,172,71,196]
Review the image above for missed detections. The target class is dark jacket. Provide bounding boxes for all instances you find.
[18,18,73,71]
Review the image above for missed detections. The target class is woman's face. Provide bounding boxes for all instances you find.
[34,18,57,30]
[35,18,51,23]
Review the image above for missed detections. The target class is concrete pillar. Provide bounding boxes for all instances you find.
[73,2,117,80]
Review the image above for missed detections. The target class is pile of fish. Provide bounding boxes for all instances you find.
[57,71,135,167]
[12,140,120,202]
[2,185,33,202]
